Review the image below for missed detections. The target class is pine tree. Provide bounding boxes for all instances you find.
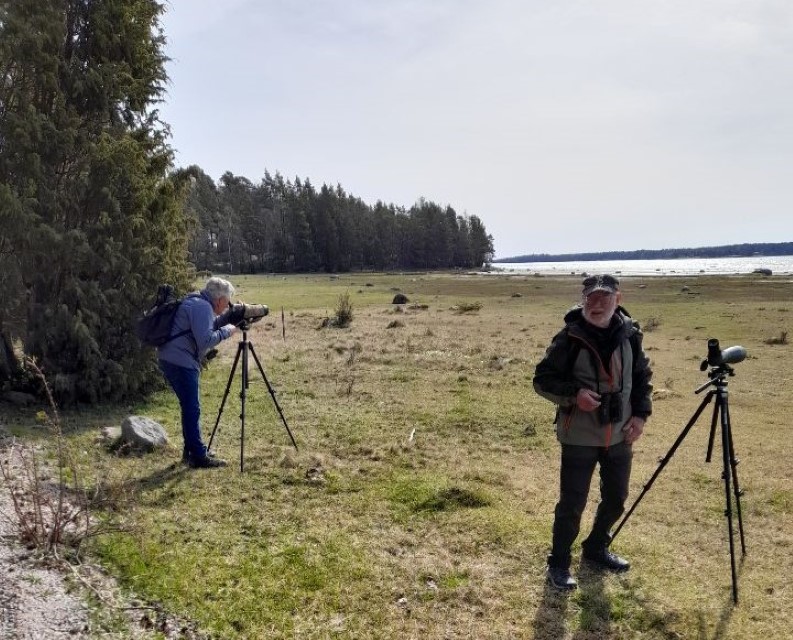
[468,215,495,268]
[0,0,190,403]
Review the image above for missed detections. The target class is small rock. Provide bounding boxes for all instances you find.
[120,416,169,452]
[305,466,325,483]
[99,426,122,444]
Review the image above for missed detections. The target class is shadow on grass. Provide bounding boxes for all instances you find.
[86,461,191,513]
[414,487,492,512]
[696,593,736,640]
[695,556,743,640]
[531,579,570,639]
[135,462,190,507]
[0,402,132,439]
[572,563,612,639]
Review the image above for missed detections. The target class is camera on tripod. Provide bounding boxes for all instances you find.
[597,392,623,425]
[208,302,298,471]
[612,337,750,604]
[700,338,746,371]
[227,303,269,329]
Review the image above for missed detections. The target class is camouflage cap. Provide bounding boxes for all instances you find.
[582,274,620,296]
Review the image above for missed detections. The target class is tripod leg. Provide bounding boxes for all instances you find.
[722,394,747,556]
[705,392,719,463]
[717,393,740,604]
[208,341,244,452]
[249,344,299,451]
[240,339,248,473]
[611,391,715,542]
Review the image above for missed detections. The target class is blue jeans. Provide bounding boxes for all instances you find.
[549,442,633,569]
[158,360,206,461]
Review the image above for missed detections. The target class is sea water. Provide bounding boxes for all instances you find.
[494,255,793,277]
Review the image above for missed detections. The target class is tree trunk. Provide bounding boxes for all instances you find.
[0,330,20,383]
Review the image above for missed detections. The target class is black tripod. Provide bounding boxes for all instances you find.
[611,361,747,604]
[208,324,298,472]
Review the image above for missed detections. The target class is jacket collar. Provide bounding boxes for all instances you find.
[564,306,635,341]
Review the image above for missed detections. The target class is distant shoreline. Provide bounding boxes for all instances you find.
[491,255,793,277]
[494,241,793,263]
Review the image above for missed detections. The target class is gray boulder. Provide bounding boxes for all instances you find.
[120,416,169,452]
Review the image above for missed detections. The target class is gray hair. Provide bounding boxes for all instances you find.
[203,277,235,303]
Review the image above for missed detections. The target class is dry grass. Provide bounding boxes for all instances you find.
[11,272,793,639]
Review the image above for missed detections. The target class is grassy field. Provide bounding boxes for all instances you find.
[6,272,793,639]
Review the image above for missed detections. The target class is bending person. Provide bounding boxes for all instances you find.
[158,277,238,468]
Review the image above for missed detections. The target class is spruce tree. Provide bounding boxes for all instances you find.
[0,0,190,403]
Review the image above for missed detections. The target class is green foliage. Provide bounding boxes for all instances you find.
[0,0,191,403]
[182,169,495,274]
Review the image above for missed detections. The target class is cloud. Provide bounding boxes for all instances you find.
[160,0,793,257]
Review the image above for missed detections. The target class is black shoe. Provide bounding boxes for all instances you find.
[547,566,577,590]
[582,548,630,572]
[183,450,219,465]
[188,456,228,469]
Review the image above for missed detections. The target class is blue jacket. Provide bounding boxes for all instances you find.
[157,291,234,371]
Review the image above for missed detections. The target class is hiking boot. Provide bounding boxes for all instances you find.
[183,450,220,465]
[189,455,228,469]
[582,548,630,572]
[547,566,577,591]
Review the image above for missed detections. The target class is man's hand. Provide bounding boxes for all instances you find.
[576,388,601,412]
[622,416,646,444]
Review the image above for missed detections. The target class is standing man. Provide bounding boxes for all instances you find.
[534,275,653,590]
[158,277,238,469]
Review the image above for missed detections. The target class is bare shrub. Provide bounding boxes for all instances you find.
[334,292,354,328]
[346,342,362,366]
[643,316,661,332]
[334,342,362,396]
[0,359,106,554]
[318,293,355,329]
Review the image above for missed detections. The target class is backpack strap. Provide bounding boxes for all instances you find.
[161,293,202,360]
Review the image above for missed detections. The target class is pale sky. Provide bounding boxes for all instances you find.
[159,0,793,259]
